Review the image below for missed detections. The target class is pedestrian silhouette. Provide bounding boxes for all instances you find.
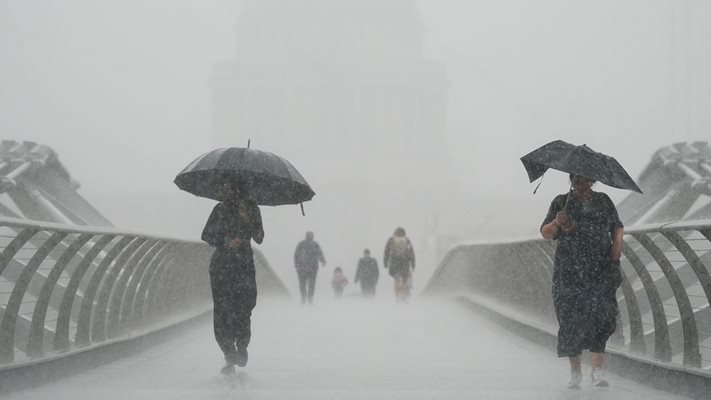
[354,248,379,297]
[383,227,415,303]
[201,179,264,373]
[331,267,348,298]
[294,231,326,305]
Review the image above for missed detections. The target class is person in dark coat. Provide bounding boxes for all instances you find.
[294,231,326,305]
[354,249,379,297]
[201,180,264,374]
[383,227,415,303]
[540,174,624,388]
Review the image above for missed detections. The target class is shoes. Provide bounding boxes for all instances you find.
[222,344,247,372]
[221,362,235,375]
[225,350,238,364]
[566,368,582,389]
[236,346,248,367]
[591,368,609,387]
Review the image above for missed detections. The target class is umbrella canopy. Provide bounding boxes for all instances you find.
[520,140,643,193]
[174,147,315,206]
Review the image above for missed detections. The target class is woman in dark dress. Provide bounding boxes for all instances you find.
[540,174,624,388]
[201,180,264,373]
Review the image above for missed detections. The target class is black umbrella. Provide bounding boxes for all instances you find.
[520,140,643,193]
[174,147,315,207]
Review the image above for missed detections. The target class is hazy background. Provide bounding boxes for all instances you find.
[1,0,709,294]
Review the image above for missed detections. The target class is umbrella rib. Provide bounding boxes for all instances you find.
[604,158,619,189]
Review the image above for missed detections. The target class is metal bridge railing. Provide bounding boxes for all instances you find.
[424,218,711,372]
[0,216,287,367]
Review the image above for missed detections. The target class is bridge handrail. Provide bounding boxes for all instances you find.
[449,217,711,247]
[424,219,711,373]
[0,215,199,243]
[0,215,288,368]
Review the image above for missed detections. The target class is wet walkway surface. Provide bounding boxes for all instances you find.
[8,297,691,399]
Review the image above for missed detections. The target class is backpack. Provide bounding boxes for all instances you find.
[390,236,410,258]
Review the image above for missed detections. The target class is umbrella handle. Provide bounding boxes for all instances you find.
[533,173,545,194]
[563,186,572,212]
[300,202,305,216]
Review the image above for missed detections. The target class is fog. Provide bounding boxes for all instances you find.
[1,0,710,290]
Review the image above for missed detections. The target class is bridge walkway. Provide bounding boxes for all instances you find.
[5,298,691,400]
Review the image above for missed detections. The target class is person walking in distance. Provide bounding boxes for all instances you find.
[331,267,348,298]
[201,179,264,374]
[354,249,379,297]
[294,231,326,305]
[383,227,415,303]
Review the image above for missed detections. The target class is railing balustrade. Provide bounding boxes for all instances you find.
[424,218,711,371]
[0,216,287,367]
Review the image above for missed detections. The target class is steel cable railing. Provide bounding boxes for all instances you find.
[0,216,287,367]
[424,218,711,372]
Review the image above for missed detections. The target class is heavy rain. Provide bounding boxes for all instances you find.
[0,1,710,399]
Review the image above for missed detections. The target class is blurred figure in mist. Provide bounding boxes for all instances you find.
[383,227,415,303]
[331,267,348,298]
[354,249,379,297]
[294,231,327,305]
[201,179,263,373]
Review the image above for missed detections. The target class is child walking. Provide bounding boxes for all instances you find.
[331,267,348,298]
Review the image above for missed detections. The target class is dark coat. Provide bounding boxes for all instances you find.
[294,239,325,274]
[201,200,264,256]
[201,200,264,354]
[355,256,379,288]
[383,235,415,278]
[542,191,623,357]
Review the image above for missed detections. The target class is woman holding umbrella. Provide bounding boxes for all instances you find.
[540,173,624,388]
[176,146,316,374]
[201,177,264,374]
[523,141,639,388]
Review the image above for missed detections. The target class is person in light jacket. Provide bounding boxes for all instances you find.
[331,267,348,298]
[383,227,415,303]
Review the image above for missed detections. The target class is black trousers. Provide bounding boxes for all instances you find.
[209,250,257,359]
[296,268,317,303]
